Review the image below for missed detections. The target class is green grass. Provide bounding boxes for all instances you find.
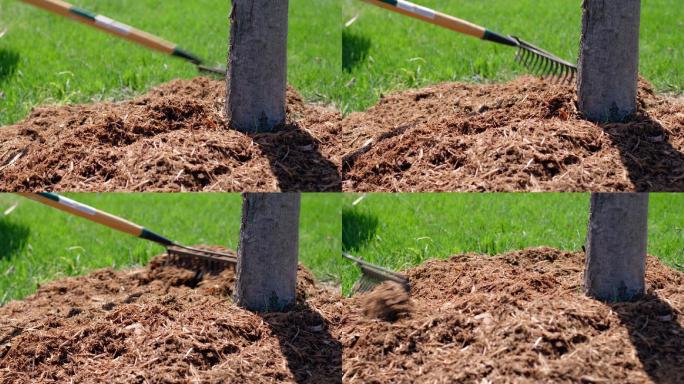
[2,1,680,123]
[0,193,341,305]
[341,193,684,293]
[341,0,684,114]
[0,0,341,125]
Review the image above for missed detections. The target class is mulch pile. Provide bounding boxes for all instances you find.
[2,247,683,383]
[0,78,341,192]
[0,247,341,383]
[342,77,684,191]
[339,248,684,383]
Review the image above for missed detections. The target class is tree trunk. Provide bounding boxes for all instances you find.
[584,193,648,302]
[577,0,641,122]
[235,193,300,312]
[226,0,289,133]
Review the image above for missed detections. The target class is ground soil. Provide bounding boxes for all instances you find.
[0,78,341,192]
[2,247,683,383]
[342,77,684,191]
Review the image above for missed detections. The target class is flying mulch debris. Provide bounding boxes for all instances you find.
[2,247,682,383]
[360,281,413,321]
[0,78,341,192]
[341,77,684,192]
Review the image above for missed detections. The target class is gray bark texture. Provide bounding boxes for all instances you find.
[577,0,641,122]
[235,193,300,312]
[584,193,648,302]
[226,0,289,133]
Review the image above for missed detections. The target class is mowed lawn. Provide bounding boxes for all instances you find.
[0,0,342,125]
[2,1,680,123]
[341,193,684,293]
[0,193,341,305]
[341,0,684,113]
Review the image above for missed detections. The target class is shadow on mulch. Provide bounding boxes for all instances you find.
[603,112,684,191]
[261,304,343,384]
[0,219,29,261]
[342,207,379,252]
[611,294,684,384]
[252,123,341,192]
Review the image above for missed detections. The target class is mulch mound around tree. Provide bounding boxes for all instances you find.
[2,247,683,383]
[0,78,341,192]
[0,247,341,383]
[339,247,684,383]
[342,77,684,191]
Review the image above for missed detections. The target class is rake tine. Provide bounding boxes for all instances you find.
[544,57,554,77]
[530,52,543,74]
[547,56,558,76]
[559,63,569,84]
[541,56,553,76]
[363,279,375,292]
[559,62,568,82]
[364,278,377,292]
[553,64,564,83]
[360,278,368,293]
[352,279,362,295]
[523,49,535,71]
[520,47,534,69]
[530,53,540,73]
[532,53,545,75]
[563,67,571,84]
[518,48,528,67]
[558,64,567,83]
[547,60,557,81]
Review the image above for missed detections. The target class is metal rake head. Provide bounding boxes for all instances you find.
[512,36,577,84]
[343,253,410,295]
[353,274,382,294]
[197,64,227,76]
[166,245,237,275]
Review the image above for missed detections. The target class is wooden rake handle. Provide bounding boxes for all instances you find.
[20,0,202,63]
[360,0,517,46]
[18,193,175,247]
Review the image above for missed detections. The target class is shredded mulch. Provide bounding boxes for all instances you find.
[338,248,684,383]
[342,77,684,191]
[0,247,341,383]
[0,78,341,192]
[2,247,683,383]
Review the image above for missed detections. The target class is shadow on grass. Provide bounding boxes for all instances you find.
[0,48,19,81]
[342,207,379,252]
[602,112,684,191]
[252,123,341,192]
[610,294,684,383]
[0,218,30,261]
[261,304,342,383]
[343,30,371,72]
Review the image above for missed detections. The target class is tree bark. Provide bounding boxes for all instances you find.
[235,193,300,312]
[577,0,641,122]
[584,193,648,302]
[226,0,289,133]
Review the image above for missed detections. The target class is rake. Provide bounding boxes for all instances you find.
[342,252,410,294]
[18,193,236,274]
[361,0,577,83]
[21,0,226,75]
